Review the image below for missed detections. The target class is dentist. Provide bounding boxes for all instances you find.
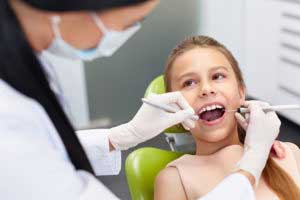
[0,0,284,199]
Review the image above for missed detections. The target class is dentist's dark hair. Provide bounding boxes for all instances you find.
[0,0,149,174]
[22,0,149,11]
[164,35,300,200]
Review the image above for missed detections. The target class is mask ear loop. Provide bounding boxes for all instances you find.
[90,13,108,34]
[51,15,63,39]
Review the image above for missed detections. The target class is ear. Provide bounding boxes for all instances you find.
[238,85,246,105]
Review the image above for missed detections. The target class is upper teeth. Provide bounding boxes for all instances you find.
[199,104,224,114]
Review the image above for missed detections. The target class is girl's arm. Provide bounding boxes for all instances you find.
[154,167,188,200]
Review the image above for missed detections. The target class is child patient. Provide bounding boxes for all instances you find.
[154,36,300,200]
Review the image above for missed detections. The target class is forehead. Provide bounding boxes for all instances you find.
[171,47,232,76]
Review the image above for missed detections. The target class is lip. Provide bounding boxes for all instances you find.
[196,101,226,126]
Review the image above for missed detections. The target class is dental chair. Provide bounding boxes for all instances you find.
[125,75,195,200]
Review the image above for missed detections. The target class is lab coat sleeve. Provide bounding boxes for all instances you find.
[197,174,255,200]
[78,170,120,200]
[77,129,121,176]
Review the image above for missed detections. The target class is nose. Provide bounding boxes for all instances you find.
[199,82,216,98]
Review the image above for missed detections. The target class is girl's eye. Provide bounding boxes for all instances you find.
[182,79,197,87]
[212,73,225,80]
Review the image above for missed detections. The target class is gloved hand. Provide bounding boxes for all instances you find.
[108,92,198,150]
[235,101,281,185]
[235,108,285,160]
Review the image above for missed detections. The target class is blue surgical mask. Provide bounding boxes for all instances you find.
[46,13,141,61]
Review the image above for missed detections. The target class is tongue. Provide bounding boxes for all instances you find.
[200,109,224,122]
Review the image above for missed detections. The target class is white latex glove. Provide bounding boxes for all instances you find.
[108,92,198,150]
[235,101,281,185]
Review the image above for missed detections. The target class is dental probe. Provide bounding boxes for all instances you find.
[226,104,300,114]
[141,98,199,121]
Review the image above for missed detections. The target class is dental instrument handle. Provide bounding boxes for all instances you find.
[142,98,178,112]
[141,98,199,120]
[237,104,300,114]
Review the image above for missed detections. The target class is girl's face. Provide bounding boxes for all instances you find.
[169,47,245,143]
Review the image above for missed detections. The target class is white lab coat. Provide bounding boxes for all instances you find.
[0,78,122,199]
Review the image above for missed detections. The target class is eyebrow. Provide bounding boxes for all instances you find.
[210,66,229,72]
[176,66,229,81]
[176,72,197,82]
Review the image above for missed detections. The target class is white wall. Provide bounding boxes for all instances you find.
[244,0,300,124]
[198,0,244,66]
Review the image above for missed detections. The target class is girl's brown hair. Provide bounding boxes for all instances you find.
[164,35,300,200]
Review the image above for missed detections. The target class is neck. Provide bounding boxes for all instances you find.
[195,127,242,155]
[10,0,53,52]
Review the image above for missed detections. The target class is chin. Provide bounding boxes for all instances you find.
[191,117,238,143]
[191,127,233,143]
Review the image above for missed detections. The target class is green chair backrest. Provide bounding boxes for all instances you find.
[125,147,184,200]
[144,75,186,133]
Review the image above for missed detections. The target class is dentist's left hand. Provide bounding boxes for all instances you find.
[108,92,197,150]
[235,101,285,159]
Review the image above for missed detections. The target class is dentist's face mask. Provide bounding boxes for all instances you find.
[46,13,141,61]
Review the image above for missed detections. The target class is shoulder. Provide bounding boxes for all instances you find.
[0,79,35,108]
[155,167,181,184]
[0,80,50,140]
[154,167,187,200]
[167,154,197,167]
[0,79,44,122]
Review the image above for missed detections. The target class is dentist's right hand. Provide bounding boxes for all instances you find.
[108,91,197,150]
[235,101,281,185]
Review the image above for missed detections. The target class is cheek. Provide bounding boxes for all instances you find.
[181,90,198,107]
[217,82,242,105]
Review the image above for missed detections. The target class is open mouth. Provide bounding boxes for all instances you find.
[198,103,225,122]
